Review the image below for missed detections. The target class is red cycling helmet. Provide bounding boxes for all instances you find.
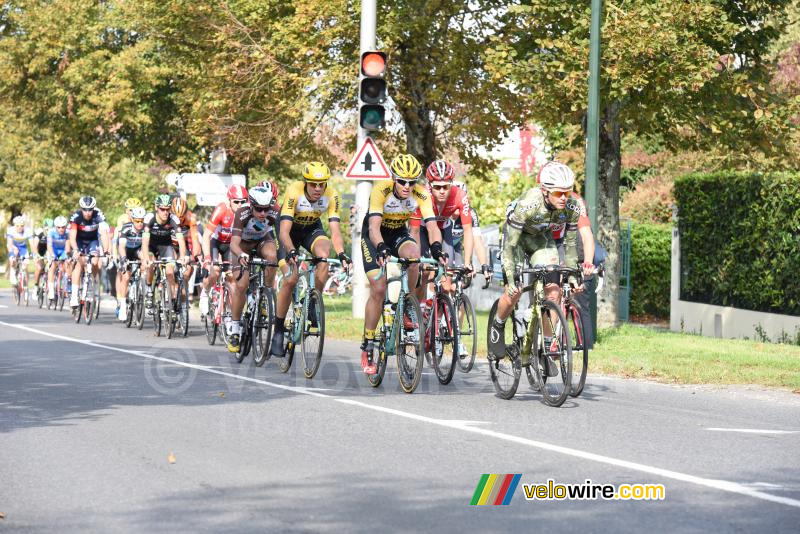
[227,184,248,200]
[425,159,455,184]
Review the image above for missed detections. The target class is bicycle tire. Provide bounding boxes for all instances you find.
[396,293,424,394]
[278,297,299,374]
[455,293,477,373]
[38,284,45,308]
[531,299,572,407]
[429,293,457,385]
[136,278,146,330]
[252,288,274,367]
[367,312,388,388]
[567,302,589,397]
[165,281,176,339]
[204,289,218,345]
[94,288,100,319]
[12,280,20,306]
[301,288,325,379]
[486,299,520,400]
[84,277,94,325]
[178,279,190,337]
[153,283,162,337]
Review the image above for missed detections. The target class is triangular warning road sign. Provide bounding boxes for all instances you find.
[344,137,390,180]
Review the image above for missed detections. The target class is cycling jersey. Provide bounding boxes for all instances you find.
[6,227,32,257]
[279,181,341,227]
[69,209,107,242]
[172,210,199,254]
[119,222,144,250]
[501,187,589,284]
[47,228,69,257]
[35,230,48,256]
[551,192,589,240]
[367,180,435,230]
[232,206,275,243]
[143,212,183,247]
[410,185,472,230]
[453,208,481,240]
[208,202,235,244]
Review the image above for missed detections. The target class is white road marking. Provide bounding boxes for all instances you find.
[707,428,799,435]
[3,319,800,510]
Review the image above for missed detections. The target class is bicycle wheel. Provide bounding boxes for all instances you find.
[165,282,176,339]
[428,293,457,385]
[136,278,146,330]
[233,312,250,363]
[367,312,388,388]
[179,281,190,337]
[486,299,520,400]
[84,278,94,325]
[252,288,274,367]
[12,279,20,306]
[455,294,477,373]
[204,289,218,345]
[153,285,162,336]
[531,300,572,407]
[278,297,299,374]
[567,302,589,397]
[301,288,325,379]
[396,293,424,394]
[58,276,67,311]
[38,282,45,308]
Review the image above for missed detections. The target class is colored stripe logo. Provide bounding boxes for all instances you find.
[470,474,522,505]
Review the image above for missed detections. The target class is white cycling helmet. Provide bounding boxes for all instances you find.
[130,207,146,220]
[12,215,25,226]
[248,186,273,207]
[54,216,68,227]
[537,161,575,191]
[79,195,97,210]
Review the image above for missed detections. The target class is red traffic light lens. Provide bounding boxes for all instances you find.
[361,52,386,77]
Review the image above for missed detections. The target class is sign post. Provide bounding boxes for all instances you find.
[352,0,378,319]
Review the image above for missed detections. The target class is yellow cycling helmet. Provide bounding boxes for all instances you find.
[124,197,142,210]
[390,154,423,180]
[302,161,331,182]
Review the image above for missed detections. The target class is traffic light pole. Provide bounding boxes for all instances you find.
[585,0,602,340]
[352,0,377,319]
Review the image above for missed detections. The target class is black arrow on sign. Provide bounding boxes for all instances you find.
[362,152,374,172]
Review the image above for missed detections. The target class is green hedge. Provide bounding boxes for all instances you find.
[674,171,800,315]
[630,223,671,318]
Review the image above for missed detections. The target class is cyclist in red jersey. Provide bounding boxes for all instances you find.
[410,160,474,302]
[199,184,248,315]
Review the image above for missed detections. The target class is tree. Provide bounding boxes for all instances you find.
[488,0,797,326]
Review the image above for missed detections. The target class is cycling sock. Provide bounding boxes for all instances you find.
[275,317,285,332]
[493,318,506,328]
[364,328,376,341]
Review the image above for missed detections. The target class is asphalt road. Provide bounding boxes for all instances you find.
[1,289,798,532]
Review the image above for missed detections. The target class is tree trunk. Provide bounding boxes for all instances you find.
[596,102,621,328]
[402,107,436,166]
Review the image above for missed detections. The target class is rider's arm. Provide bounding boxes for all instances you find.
[68,223,78,253]
[189,215,201,257]
[368,216,384,248]
[202,223,214,258]
[278,219,295,255]
[229,208,245,259]
[118,236,127,258]
[6,235,17,255]
[47,233,54,258]
[423,219,443,246]
[501,223,522,287]
[328,220,345,256]
[177,232,187,259]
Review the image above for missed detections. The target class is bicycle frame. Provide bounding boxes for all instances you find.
[380,256,437,357]
[286,256,340,347]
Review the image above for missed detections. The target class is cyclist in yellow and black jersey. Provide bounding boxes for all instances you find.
[359,154,448,375]
[269,161,351,358]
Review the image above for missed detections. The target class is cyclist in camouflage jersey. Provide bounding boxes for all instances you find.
[488,162,595,360]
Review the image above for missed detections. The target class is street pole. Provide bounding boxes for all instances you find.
[585,0,602,340]
[352,0,377,319]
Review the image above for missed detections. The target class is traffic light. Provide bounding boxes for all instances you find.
[359,51,387,131]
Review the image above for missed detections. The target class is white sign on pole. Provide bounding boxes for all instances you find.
[344,137,390,180]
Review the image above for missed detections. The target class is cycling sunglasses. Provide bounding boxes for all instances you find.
[547,189,572,198]
[395,178,415,187]
[431,184,450,191]
[252,206,269,213]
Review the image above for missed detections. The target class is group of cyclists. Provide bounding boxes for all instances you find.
[6,154,597,398]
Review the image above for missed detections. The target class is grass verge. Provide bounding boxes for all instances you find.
[323,296,800,390]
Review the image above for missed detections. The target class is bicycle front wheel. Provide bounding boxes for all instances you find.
[531,300,572,407]
[429,293,457,385]
[455,294,477,373]
[367,313,388,388]
[176,278,190,337]
[252,289,274,367]
[301,288,325,379]
[396,293,424,394]
[84,278,94,325]
[164,284,176,339]
[486,299,520,400]
[278,298,299,374]
[567,302,589,397]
